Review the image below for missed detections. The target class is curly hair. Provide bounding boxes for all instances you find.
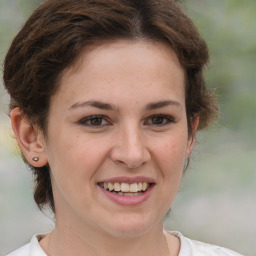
[3,0,218,213]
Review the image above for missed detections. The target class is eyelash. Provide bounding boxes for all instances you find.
[144,114,174,126]
[79,114,174,128]
[79,115,110,127]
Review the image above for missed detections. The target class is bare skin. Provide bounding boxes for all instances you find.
[11,40,198,256]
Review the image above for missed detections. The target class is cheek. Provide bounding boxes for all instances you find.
[47,135,103,207]
[47,132,110,180]
[151,136,187,214]
[154,135,188,168]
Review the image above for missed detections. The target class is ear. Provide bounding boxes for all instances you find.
[185,115,199,158]
[10,107,48,167]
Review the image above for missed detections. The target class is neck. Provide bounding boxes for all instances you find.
[42,222,170,256]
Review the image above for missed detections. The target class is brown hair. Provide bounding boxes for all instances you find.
[3,0,218,213]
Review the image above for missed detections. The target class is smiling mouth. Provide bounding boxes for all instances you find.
[98,182,153,196]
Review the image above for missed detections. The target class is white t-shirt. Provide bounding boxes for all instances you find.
[6,231,244,256]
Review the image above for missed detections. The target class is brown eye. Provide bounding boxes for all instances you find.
[79,115,109,127]
[145,114,174,127]
[90,117,103,126]
[152,116,164,125]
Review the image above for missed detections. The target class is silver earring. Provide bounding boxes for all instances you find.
[32,157,39,162]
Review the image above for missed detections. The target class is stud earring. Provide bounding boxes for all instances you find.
[32,157,39,162]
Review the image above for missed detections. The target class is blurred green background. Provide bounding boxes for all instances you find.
[0,0,255,255]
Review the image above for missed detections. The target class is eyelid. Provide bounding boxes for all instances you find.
[78,114,174,128]
[79,115,111,127]
[144,114,175,126]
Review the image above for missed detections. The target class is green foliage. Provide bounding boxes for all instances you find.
[0,0,40,58]
[182,0,256,142]
[17,0,41,17]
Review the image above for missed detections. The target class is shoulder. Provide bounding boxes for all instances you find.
[165,231,244,256]
[6,243,30,256]
[6,234,47,256]
[183,237,244,256]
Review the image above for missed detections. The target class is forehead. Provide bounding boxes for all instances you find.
[56,40,185,108]
[62,39,183,80]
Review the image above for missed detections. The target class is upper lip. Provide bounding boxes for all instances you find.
[98,176,156,184]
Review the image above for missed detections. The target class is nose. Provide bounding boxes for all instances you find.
[110,125,151,169]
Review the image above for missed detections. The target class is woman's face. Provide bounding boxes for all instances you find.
[41,40,196,237]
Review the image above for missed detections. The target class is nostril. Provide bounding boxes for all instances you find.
[109,140,151,168]
[115,159,126,166]
[112,154,151,169]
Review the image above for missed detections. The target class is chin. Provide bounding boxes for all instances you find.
[102,212,161,238]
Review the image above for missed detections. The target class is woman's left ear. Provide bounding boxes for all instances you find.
[10,107,48,167]
[185,115,199,158]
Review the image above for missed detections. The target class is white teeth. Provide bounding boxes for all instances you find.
[142,182,147,191]
[108,182,114,191]
[130,183,138,192]
[101,182,150,193]
[138,182,142,191]
[114,182,120,192]
[116,191,143,196]
[120,183,130,192]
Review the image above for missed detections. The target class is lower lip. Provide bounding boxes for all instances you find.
[98,185,154,206]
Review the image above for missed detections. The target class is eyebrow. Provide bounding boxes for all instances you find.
[68,99,182,111]
[145,100,182,110]
[69,100,118,111]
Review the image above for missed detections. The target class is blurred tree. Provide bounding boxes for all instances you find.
[182,0,256,144]
[17,0,42,18]
[0,0,42,109]
[0,0,40,50]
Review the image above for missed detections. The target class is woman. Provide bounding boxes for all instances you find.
[4,0,243,255]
